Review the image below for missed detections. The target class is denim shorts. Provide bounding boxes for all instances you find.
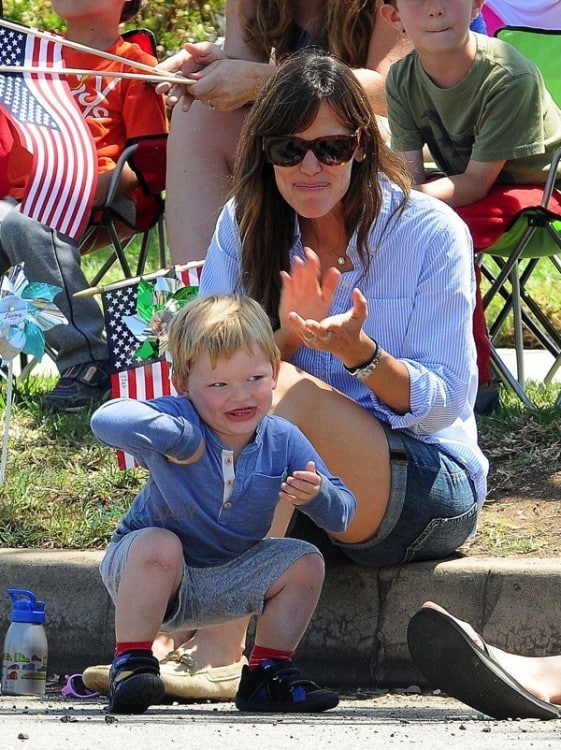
[331,425,478,567]
[100,533,320,631]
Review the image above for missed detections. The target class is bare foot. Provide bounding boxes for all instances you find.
[422,601,561,705]
[152,629,197,661]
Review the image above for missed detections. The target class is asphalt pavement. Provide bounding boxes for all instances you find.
[1,691,560,750]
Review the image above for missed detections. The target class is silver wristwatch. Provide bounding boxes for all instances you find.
[344,341,384,381]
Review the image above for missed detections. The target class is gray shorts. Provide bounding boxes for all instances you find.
[100,532,320,631]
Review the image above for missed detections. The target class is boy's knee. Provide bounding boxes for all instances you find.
[292,551,325,585]
[129,527,184,570]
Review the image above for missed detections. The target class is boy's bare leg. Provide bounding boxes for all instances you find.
[115,528,184,643]
[254,553,324,650]
[151,501,296,664]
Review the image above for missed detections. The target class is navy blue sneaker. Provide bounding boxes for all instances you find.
[107,651,164,714]
[42,360,110,412]
[235,660,339,713]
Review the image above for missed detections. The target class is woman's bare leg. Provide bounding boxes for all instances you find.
[166,102,249,263]
[271,362,391,544]
[424,602,561,705]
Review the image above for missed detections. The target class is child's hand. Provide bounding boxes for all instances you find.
[280,461,322,507]
[166,437,205,465]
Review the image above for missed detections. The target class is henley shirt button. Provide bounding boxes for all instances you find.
[223,501,232,509]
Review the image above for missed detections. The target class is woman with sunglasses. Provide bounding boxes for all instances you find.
[160,0,410,263]
[83,48,489,704]
[199,44,487,667]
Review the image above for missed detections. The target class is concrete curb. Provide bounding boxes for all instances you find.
[2,549,561,688]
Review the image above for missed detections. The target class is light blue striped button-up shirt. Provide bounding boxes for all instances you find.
[199,176,488,505]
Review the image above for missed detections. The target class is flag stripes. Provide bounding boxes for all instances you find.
[102,262,204,469]
[0,23,97,238]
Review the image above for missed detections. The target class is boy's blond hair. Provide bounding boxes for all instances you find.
[168,294,281,381]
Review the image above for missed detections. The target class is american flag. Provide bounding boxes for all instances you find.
[0,22,97,239]
[101,263,204,469]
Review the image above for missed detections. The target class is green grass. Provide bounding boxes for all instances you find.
[481,256,561,348]
[0,378,146,549]
[0,235,162,550]
[0,366,559,551]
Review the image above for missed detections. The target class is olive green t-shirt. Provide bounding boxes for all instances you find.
[386,33,561,185]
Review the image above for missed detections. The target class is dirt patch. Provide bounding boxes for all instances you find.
[461,431,561,557]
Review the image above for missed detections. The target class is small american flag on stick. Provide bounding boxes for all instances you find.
[0,21,97,239]
[102,263,204,469]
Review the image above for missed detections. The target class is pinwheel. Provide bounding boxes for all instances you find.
[123,274,198,361]
[0,264,67,485]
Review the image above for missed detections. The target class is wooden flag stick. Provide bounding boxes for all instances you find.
[0,64,191,85]
[0,18,186,82]
[74,261,205,298]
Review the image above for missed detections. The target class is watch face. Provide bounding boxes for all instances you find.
[352,345,383,380]
[355,364,375,381]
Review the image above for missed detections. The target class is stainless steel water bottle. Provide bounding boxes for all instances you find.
[1,589,48,696]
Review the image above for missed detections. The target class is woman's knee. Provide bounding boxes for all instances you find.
[169,102,241,161]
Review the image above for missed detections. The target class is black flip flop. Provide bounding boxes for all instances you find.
[407,606,561,720]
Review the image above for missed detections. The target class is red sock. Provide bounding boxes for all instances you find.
[248,645,294,670]
[114,641,153,657]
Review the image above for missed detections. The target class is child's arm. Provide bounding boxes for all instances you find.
[399,149,426,186]
[414,158,506,208]
[282,432,357,534]
[91,398,203,464]
[397,148,506,207]
[93,163,140,208]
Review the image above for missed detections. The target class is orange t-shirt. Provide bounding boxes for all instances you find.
[8,37,168,200]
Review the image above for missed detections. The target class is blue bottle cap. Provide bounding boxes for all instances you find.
[7,589,46,624]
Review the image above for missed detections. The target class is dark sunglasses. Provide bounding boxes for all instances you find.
[262,130,360,167]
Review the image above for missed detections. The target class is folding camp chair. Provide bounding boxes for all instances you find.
[79,135,168,284]
[4,28,168,381]
[477,26,561,408]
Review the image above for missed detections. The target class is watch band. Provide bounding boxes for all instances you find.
[344,341,384,381]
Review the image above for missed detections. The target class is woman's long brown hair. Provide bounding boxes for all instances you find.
[233,50,410,328]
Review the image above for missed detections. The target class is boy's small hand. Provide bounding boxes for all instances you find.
[280,461,321,507]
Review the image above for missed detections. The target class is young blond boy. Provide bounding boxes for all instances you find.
[91,294,356,714]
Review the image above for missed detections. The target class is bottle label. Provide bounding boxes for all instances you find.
[2,648,47,695]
